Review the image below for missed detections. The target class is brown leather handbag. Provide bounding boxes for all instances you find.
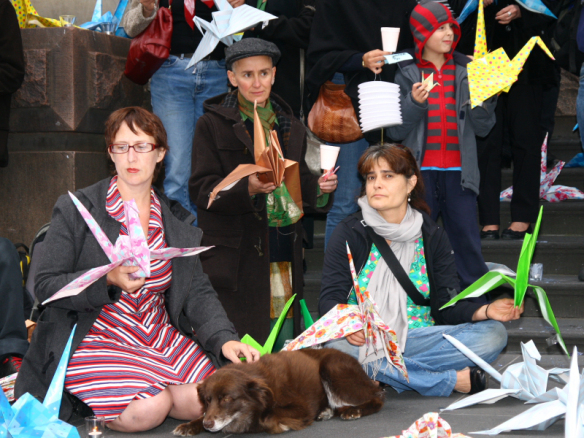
[307,81,363,144]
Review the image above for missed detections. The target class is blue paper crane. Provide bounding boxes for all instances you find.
[80,0,130,37]
[0,326,80,438]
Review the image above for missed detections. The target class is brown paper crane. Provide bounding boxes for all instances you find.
[207,101,303,214]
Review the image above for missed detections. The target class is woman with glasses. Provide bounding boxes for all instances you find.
[320,144,523,397]
[15,107,259,432]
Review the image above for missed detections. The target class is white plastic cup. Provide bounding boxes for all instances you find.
[529,263,543,282]
[59,15,76,27]
[381,27,400,53]
[320,145,340,171]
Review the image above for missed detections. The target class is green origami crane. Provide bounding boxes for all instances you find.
[440,207,568,355]
[299,299,314,329]
[241,294,296,355]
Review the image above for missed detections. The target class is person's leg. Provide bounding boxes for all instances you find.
[366,321,507,396]
[107,388,174,432]
[0,238,28,362]
[324,337,359,359]
[167,383,204,420]
[421,170,440,222]
[507,82,543,228]
[324,137,369,248]
[577,62,584,153]
[440,172,488,288]
[477,96,505,231]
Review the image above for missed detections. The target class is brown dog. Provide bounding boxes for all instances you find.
[172,348,384,435]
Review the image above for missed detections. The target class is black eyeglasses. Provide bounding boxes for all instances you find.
[108,143,158,154]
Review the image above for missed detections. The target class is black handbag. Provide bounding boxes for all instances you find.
[363,224,430,307]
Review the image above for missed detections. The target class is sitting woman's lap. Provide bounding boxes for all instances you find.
[325,321,507,397]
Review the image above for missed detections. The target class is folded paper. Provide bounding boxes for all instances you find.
[384,53,414,65]
[80,0,129,33]
[501,133,584,202]
[0,374,16,403]
[207,102,303,216]
[467,0,555,107]
[442,336,568,411]
[240,294,296,355]
[42,193,213,305]
[283,244,408,381]
[185,0,277,70]
[382,412,472,438]
[10,0,61,28]
[439,206,568,355]
[471,346,583,435]
[0,327,80,438]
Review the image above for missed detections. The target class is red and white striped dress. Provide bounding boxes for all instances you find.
[65,177,215,420]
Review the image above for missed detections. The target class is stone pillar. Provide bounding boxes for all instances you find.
[0,27,147,244]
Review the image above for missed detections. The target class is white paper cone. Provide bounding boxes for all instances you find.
[381,27,400,52]
[320,145,341,170]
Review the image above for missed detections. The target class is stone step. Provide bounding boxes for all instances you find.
[303,271,584,320]
[306,234,584,275]
[548,138,581,162]
[498,200,584,236]
[501,167,584,192]
[481,235,584,275]
[502,317,584,355]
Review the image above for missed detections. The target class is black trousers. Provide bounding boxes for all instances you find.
[477,82,544,226]
[0,238,28,360]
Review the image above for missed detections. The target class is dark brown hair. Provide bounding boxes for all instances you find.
[357,143,431,215]
[104,107,169,181]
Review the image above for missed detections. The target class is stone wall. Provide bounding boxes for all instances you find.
[34,0,121,26]
[0,27,147,244]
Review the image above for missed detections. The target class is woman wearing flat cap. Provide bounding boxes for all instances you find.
[189,38,337,349]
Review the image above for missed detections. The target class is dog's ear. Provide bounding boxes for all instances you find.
[246,378,274,410]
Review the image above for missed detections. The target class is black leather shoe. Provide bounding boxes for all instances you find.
[469,366,488,394]
[480,230,499,240]
[501,226,533,240]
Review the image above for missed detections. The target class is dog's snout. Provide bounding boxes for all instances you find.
[202,419,215,430]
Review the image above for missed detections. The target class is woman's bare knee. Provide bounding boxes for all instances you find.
[168,383,204,420]
[107,390,173,432]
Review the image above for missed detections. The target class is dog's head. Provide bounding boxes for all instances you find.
[198,366,274,433]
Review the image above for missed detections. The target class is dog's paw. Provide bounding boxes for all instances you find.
[340,408,362,421]
[316,407,334,421]
[172,422,202,436]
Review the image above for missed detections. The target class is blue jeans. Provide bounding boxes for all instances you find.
[324,137,369,248]
[577,62,584,153]
[326,320,507,397]
[150,56,228,218]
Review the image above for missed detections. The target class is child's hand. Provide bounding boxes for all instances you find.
[412,82,429,104]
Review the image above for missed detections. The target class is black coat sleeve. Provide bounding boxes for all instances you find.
[0,0,25,96]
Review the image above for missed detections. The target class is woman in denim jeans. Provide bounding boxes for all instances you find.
[322,144,523,397]
[122,0,245,218]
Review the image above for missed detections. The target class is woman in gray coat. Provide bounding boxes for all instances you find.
[15,107,258,432]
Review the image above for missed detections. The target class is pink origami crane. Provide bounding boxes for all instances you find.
[383,412,471,438]
[501,134,584,202]
[43,192,213,305]
[283,244,408,381]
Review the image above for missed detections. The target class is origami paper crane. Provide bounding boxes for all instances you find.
[440,206,568,355]
[42,193,213,305]
[0,327,80,438]
[566,152,584,168]
[442,336,569,411]
[207,102,303,215]
[456,0,555,24]
[240,294,296,356]
[299,298,315,329]
[501,134,584,202]
[80,0,129,35]
[467,0,555,107]
[0,373,16,403]
[10,0,61,28]
[470,347,584,435]
[382,412,471,438]
[185,0,277,70]
[283,244,408,380]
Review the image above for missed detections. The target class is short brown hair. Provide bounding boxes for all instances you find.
[357,143,430,215]
[104,107,169,182]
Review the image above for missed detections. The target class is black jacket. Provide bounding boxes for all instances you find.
[0,0,25,167]
[319,210,486,325]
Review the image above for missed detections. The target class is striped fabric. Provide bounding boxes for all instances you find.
[65,177,215,421]
[419,57,461,169]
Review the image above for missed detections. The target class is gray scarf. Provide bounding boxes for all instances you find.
[356,196,423,365]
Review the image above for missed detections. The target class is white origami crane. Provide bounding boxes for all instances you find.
[186,0,277,70]
[442,335,568,411]
[471,346,584,436]
[42,192,213,305]
[501,133,584,202]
